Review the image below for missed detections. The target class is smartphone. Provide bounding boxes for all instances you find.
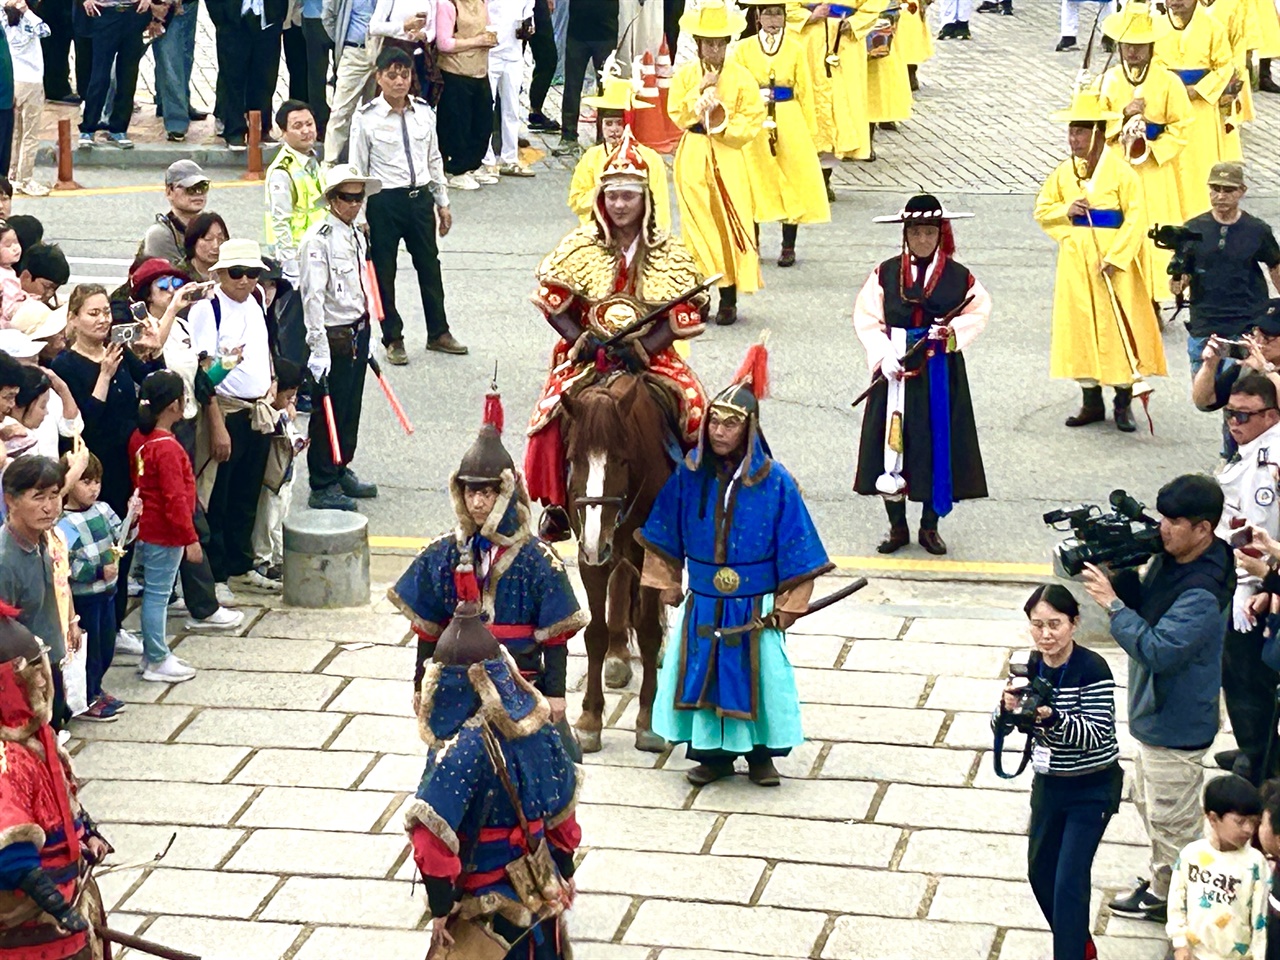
[108,322,142,345]
[128,300,148,322]
[1217,338,1252,361]
[1231,525,1255,549]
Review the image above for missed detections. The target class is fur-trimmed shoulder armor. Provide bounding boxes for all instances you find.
[532,225,702,308]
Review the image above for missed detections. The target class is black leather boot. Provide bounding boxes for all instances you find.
[1065,386,1105,427]
[1114,387,1137,433]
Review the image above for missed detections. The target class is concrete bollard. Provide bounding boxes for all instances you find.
[283,510,370,608]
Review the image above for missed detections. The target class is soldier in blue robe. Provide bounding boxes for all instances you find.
[388,390,588,723]
[405,602,580,960]
[636,344,833,787]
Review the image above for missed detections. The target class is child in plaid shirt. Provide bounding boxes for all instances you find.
[57,452,130,721]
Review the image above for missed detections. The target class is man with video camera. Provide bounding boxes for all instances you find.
[1210,372,1280,785]
[1081,474,1235,924]
[1173,162,1280,375]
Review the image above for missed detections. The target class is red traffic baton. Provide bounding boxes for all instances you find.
[316,374,343,465]
[369,356,414,435]
[363,259,385,325]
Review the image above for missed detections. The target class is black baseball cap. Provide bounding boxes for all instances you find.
[1252,298,1280,337]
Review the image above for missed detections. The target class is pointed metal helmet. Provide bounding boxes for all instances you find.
[456,381,513,484]
[434,601,502,666]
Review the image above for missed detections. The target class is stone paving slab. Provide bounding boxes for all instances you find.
[120,867,279,919]
[236,786,399,832]
[81,780,254,826]
[169,635,336,673]
[844,639,1009,677]
[691,776,878,822]
[224,829,406,879]
[73,741,249,783]
[820,741,977,786]
[757,863,931,917]
[793,667,927,708]
[97,823,245,871]
[172,707,344,749]
[137,917,305,960]
[576,850,767,904]
[710,814,901,868]
[231,748,376,789]
[820,915,998,960]
[575,804,720,855]
[622,901,828,955]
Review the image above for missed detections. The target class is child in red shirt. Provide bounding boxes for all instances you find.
[127,371,199,683]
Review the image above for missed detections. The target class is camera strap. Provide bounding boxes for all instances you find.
[992,726,1036,779]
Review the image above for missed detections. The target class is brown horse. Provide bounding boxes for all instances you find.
[560,374,672,753]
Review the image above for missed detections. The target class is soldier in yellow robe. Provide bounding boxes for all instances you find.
[1153,0,1235,216]
[1200,0,1250,157]
[1098,3,1195,297]
[787,2,879,170]
[866,2,913,129]
[669,1,765,325]
[1035,89,1167,434]
[894,0,934,90]
[567,77,672,234]
[734,0,830,267]
[1248,0,1280,92]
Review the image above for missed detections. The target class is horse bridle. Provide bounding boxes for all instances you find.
[568,460,638,538]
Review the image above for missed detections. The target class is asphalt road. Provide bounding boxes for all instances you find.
[24,163,1270,569]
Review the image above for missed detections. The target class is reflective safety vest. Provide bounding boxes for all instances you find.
[264,147,326,250]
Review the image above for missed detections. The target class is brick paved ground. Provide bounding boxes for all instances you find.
[36,0,1280,193]
[78,562,1198,960]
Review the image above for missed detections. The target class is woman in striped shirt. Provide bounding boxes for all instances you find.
[996,583,1124,960]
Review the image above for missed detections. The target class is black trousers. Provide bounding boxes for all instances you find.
[205,409,272,582]
[367,188,450,346]
[561,37,612,140]
[664,0,686,51]
[173,417,220,620]
[436,72,493,175]
[0,109,13,177]
[885,498,941,531]
[527,0,557,115]
[38,0,91,99]
[1027,768,1121,960]
[213,14,281,138]
[687,744,790,762]
[79,7,148,135]
[300,17,333,138]
[1223,621,1279,782]
[282,23,308,102]
[309,321,370,490]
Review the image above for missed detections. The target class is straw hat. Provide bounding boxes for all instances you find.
[679,1,748,38]
[1049,88,1121,124]
[210,238,268,273]
[322,163,383,199]
[9,300,64,341]
[1102,3,1157,44]
[582,76,654,112]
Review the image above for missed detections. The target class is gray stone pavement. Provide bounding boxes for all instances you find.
[75,563,1204,960]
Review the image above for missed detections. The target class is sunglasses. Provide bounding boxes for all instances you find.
[226,267,263,281]
[1225,407,1277,424]
[180,181,211,195]
[155,276,186,291]
[334,190,365,203]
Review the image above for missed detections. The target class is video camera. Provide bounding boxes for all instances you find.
[1005,657,1055,734]
[1148,224,1202,277]
[1043,489,1163,578]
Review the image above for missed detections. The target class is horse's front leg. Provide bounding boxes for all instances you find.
[574,563,610,754]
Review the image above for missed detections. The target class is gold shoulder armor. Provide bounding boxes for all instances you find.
[534,225,619,302]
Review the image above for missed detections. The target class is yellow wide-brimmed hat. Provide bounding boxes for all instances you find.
[1049,88,1121,123]
[1102,2,1156,44]
[679,0,748,38]
[737,0,800,6]
[582,76,654,112]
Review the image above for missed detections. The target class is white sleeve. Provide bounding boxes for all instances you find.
[852,269,893,373]
[368,0,409,37]
[188,299,217,356]
[950,274,991,353]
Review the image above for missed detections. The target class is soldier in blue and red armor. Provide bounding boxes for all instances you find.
[524,127,710,542]
[852,193,992,557]
[388,389,587,726]
[0,604,112,960]
[405,602,580,960]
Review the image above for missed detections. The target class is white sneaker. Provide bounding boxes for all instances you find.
[232,568,282,594]
[169,597,189,615]
[215,583,239,607]
[127,579,143,597]
[473,167,499,185]
[447,173,480,190]
[114,629,144,656]
[185,606,244,631]
[18,180,50,197]
[140,654,197,683]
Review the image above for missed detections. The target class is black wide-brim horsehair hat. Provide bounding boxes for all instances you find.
[872,193,974,224]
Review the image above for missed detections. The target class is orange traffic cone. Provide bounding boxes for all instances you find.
[652,35,684,153]
[632,50,679,153]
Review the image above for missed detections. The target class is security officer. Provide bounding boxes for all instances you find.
[1214,369,1280,783]
[349,44,468,367]
[298,164,383,512]
[265,100,327,379]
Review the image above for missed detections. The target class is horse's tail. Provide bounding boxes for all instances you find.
[605,557,639,638]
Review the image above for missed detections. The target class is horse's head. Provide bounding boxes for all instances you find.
[562,376,654,567]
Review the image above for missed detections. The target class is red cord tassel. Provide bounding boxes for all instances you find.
[732,341,770,400]
[453,564,481,604]
[0,600,21,619]
[483,389,504,434]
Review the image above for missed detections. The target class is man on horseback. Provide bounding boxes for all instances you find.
[525,126,710,544]
[388,390,587,725]
[636,341,834,787]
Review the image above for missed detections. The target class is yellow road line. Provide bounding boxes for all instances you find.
[367,534,1053,577]
[46,179,263,198]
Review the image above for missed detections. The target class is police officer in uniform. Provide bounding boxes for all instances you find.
[298,164,382,512]
[1214,370,1280,782]
[265,100,326,380]
[349,45,468,367]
